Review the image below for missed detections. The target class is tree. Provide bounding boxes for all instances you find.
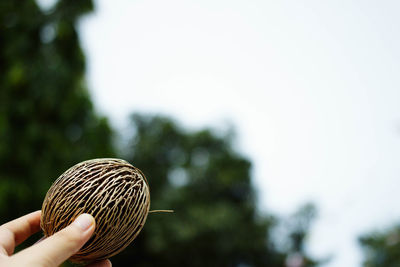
[111,113,318,266]
[359,225,400,267]
[283,203,321,267]
[0,0,115,225]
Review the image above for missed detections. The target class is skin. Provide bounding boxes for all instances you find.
[0,211,111,267]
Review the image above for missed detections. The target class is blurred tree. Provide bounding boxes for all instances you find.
[288,203,317,253]
[284,203,320,267]
[0,0,114,224]
[114,113,319,267]
[359,225,400,267]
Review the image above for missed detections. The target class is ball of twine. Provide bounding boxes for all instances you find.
[40,158,150,263]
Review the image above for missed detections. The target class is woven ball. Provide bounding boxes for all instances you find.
[40,158,150,263]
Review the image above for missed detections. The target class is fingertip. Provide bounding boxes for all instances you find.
[72,214,96,232]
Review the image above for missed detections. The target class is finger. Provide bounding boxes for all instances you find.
[13,213,95,267]
[0,211,41,256]
[86,259,112,267]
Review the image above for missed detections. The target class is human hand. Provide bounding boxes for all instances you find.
[0,211,111,267]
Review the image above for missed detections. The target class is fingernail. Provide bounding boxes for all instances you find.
[73,214,94,231]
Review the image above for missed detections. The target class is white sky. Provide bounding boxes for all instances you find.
[76,0,400,266]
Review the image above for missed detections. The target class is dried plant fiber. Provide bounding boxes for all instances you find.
[40,158,150,263]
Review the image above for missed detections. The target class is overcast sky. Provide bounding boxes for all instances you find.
[70,0,400,266]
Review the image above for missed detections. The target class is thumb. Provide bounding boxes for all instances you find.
[13,213,95,267]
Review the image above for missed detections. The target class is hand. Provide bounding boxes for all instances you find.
[0,211,111,267]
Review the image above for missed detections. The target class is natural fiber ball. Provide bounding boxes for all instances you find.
[40,158,150,263]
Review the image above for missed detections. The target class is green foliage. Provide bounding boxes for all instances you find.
[360,225,400,267]
[115,114,320,266]
[288,203,317,253]
[0,0,114,223]
[118,114,284,266]
[285,203,320,267]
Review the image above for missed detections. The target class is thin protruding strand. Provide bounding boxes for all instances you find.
[148,210,174,213]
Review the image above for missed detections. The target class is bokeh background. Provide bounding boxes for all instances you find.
[1,0,400,266]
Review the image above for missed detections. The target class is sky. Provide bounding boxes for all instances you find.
[62,0,400,266]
